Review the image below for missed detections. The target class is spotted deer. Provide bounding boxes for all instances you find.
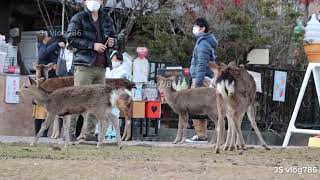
[208,61,270,153]
[17,77,133,148]
[157,75,219,144]
[33,63,134,141]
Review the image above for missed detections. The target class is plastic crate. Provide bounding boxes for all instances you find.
[0,44,17,73]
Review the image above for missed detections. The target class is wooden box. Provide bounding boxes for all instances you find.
[132,101,145,118]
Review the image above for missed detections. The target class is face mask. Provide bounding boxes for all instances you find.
[112,61,121,68]
[193,26,200,36]
[86,0,101,12]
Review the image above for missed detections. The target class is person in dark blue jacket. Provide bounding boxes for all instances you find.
[33,33,65,137]
[187,17,218,143]
[37,34,66,78]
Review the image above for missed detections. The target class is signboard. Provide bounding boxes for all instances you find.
[273,71,287,102]
[5,75,20,103]
[247,70,262,93]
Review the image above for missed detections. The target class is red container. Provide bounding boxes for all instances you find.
[145,101,161,118]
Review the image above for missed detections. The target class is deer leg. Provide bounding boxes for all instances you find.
[232,113,246,150]
[208,113,218,144]
[215,115,225,154]
[121,108,132,141]
[121,118,128,141]
[228,122,236,151]
[173,114,183,144]
[224,117,232,150]
[97,120,107,148]
[124,117,132,141]
[247,105,270,150]
[50,116,60,139]
[236,132,241,150]
[179,112,189,144]
[108,112,123,149]
[31,113,55,146]
[63,116,71,148]
[235,118,243,150]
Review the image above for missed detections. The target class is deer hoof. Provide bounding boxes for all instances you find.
[262,144,271,150]
[215,148,220,154]
[223,145,229,151]
[118,144,123,150]
[228,146,236,151]
[240,144,246,150]
[172,139,180,144]
[178,138,186,144]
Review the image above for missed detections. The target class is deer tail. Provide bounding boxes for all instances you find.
[217,71,235,98]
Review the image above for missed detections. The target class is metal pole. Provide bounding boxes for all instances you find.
[61,0,65,35]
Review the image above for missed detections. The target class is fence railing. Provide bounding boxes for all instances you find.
[148,61,320,133]
[247,65,320,133]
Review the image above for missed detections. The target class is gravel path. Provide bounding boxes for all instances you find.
[0,135,300,149]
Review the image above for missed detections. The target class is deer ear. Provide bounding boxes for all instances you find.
[46,63,56,70]
[32,62,39,70]
[36,77,46,86]
[208,62,220,75]
[168,76,176,81]
[28,76,37,86]
[228,61,237,66]
[220,62,227,67]
[156,75,165,81]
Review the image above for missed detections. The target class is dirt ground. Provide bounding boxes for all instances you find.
[0,143,319,180]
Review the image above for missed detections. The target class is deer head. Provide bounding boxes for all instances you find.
[156,75,176,93]
[33,63,55,80]
[16,76,47,103]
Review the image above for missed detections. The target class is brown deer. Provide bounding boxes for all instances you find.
[157,75,219,144]
[208,62,270,153]
[33,63,134,141]
[17,76,131,148]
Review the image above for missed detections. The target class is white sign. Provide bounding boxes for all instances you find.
[273,71,287,102]
[247,70,262,93]
[247,49,269,65]
[133,58,149,83]
[5,75,20,104]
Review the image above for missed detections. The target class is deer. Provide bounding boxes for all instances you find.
[208,61,270,153]
[33,63,134,141]
[17,76,134,148]
[156,75,219,144]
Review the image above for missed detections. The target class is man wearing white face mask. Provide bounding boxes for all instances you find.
[66,0,116,141]
[187,17,218,143]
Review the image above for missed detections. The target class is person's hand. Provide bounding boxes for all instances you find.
[106,38,115,48]
[94,43,107,53]
[58,42,66,48]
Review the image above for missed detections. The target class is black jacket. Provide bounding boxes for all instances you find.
[66,9,115,68]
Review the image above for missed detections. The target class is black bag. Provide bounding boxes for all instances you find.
[56,48,68,77]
